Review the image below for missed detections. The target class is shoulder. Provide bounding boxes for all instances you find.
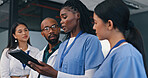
[81,33,98,39]
[113,43,142,63]
[1,48,9,55]
[3,48,9,52]
[79,33,99,42]
[35,45,47,55]
[28,45,40,56]
[116,43,141,56]
[82,33,100,43]
[29,45,40,52]
[36,46,46,55]
[1,48,11,59]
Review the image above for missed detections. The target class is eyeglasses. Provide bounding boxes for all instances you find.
[41,24,58,31]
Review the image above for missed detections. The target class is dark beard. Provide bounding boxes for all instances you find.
[45,34,59,45]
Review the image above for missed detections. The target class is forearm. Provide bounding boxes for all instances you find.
[57,68,97,78]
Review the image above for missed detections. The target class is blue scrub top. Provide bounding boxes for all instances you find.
[54,33,104,75]
[93,43,147,78]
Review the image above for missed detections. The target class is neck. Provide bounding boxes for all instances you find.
[18,41,28,51]
[70,27,81,38]
[48,41,60,51]
[108,32,125,49]
[70,23,81,37]
[70,30,81,37]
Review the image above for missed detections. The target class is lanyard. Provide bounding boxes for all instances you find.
[22,50,30,70]
[59,31,83,68]
[102,39,126,64]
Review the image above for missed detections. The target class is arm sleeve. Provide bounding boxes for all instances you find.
[57,67,97,78]
[113,57,147,78]
[0,49,11,78]
[85,36,104,70]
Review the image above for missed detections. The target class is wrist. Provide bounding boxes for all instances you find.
[52,70,58,78]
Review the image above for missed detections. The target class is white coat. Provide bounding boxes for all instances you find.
[29,45,58,78]
[0,44,39,78]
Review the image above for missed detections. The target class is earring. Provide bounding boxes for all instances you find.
[15,39,17,42]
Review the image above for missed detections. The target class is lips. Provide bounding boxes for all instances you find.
[48,34,57,40]
[23,35,28,39]
[62,26,66,30]
[50,36,56,39]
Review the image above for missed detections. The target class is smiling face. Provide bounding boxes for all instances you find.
[60,7,80,33]
[93,13,109,40]
[13,24,29,43]
[41,18,60,45]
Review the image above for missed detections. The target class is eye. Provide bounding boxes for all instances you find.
[52,25,57,28]
[18,30,22,33]
[94,22,97,24]
[44,27,49,30]
[93,19,97,24]
[63,15,67,19]
[24,29,28,32]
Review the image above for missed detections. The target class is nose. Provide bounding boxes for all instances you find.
[60,19,64,25]
[48,28,54,33]
[93,25,96,30]
[22,31,26,34]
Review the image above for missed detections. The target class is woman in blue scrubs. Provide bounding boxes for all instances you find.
[93,0,147,78]
[28,0,104,77]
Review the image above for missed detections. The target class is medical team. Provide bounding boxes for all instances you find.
[1,0,147,78]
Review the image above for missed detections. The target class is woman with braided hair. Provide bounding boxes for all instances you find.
[28,0,104,78]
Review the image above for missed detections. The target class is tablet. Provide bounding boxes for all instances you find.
[8,49,43,69]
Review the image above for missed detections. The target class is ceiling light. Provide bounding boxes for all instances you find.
[0,0,4,5]
[124,0,140,9]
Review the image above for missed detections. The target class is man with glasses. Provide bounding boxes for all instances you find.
[29,17,61,78]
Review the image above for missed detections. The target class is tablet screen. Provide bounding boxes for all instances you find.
[8,49,43,68]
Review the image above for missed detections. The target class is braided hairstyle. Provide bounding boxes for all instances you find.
[61,0,95,35]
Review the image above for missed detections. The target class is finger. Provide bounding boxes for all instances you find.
[38,60,48,66]
[28,61,41,72]
[28,61,38,67]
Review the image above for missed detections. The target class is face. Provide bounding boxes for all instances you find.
[41,19,60,45]
[93,13,108,40]
[60,8,79,33]
[13,24,29,43]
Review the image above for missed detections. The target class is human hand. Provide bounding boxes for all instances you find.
[28,61,57,78]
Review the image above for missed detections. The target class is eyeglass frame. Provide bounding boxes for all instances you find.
[41,24,58,32]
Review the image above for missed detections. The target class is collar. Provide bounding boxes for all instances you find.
[45,41,61,53]
[16,44,31,53]
[52,42,62,51]
[42,42,61,63]
[110,42,128,55]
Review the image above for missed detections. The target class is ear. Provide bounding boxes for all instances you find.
[107,20,114,31]
[13,34,17,39]
[76,12,80,20]
[58,27,61,33]
[41,32,45,37]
